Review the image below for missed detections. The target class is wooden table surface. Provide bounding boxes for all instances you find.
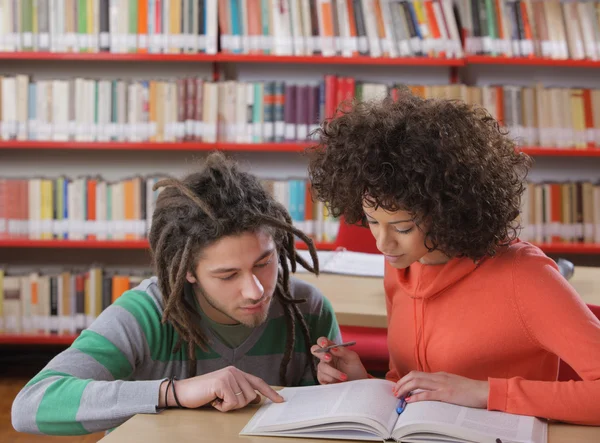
[98,406,600,443]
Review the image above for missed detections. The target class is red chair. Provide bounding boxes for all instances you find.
[558,304,600,381]
[333,216,380,254]
[338,325,389,373]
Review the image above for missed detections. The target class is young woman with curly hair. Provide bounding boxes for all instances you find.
[308,90,600,426]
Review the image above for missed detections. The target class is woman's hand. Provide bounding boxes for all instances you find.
[393,371,489,409]
[310,337,369,384]
[159,366,284,412]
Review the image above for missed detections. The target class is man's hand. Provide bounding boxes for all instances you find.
[159,366,284,412]
[393,371,489,409]
[310,336,369,385]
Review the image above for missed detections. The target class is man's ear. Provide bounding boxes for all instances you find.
[186,271,197,284]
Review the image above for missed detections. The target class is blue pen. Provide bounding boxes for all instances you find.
[396,396,407,414]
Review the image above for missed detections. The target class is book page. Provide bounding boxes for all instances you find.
[243,379,399,437]
[393,400,547,443]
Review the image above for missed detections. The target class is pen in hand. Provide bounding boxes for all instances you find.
[313,341,357,353]
[396,396,407,414]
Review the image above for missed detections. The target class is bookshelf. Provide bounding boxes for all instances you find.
[0,239,338,251]
[5,52,600,69]
[465,56,600,69]
[0,52,466,66]
[0,141,311,152]
[0,239,598,254]
[0,333,78,346]
[1,142,600,157]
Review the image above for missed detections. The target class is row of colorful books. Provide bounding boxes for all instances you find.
[459,0,600,60]
[0,267,149,333]
[3,1,600,60]
[218,0,463,58]
[0,176,339,242]
[2,75,600,148]
[0,0,218,54]
[520,180,600,244]
[0,0,464,58]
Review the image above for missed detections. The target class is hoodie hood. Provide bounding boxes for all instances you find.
[389,255,482,300]
[385,255,484,373]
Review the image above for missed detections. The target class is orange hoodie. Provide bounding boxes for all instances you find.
[383,240,600,425]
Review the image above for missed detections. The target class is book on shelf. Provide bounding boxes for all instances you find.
[0,176,339,243]
[1,74,600,149]
[520,180,600,244]
[458,0,600,61]
[240,379,547,443]
[0,0,219,54]
[0,0,463,58]
[0,266,149,334]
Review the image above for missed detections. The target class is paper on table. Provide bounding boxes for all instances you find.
[290,249,384,278]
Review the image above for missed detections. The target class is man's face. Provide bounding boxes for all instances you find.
[186,230,279,327]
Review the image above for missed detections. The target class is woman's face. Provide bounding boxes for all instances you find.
[362,204,449,268]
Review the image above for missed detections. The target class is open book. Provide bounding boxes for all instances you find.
[292,250,384,278]
[240,379,547,443]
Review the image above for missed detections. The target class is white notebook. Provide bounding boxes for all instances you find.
[291,249,384,278]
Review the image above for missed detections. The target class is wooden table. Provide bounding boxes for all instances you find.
[99,267,600,442]
[295,266,600,329]
[98,406,600,443]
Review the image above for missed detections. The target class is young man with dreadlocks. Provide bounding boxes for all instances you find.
[12,152,341,436]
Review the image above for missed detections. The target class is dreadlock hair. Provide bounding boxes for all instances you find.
[149,151,320,385]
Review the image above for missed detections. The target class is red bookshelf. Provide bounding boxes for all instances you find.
[1,239,599,254]
[0,239,337,251]
[518,147,600,157]
[5,52,600,69]
[0,141,311,152]
[534,243,600,255]
[0,51,465,66]
[3,142,600,156]
[0,239,150,249]
[215,54,465,66]
[6,52,600,68]
[466,55,600,68]
[0,51,218,62]
[0,333,77,345]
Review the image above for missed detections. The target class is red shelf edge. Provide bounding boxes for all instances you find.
[214,54,465,66]
[0,239,598,253]
[0,141,312,152]
[533,244,600,254]
[0,334,78,345]
[518,147,600,157]
[5,52,600,68]
[0,239,151,249]
[0,51,464,66]
[0,239,337,251]
[2,142,600,156]
[0,51,218,62]
[466,55,600,68]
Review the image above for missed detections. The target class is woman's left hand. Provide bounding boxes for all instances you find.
[393,371,489,409]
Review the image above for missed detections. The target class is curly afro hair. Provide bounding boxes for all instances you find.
[307,89,532,261]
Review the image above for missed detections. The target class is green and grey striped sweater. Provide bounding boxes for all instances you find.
[11,276,340,435]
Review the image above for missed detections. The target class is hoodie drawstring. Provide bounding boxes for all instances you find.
[413,298,429,373]
[413,299,420,371]
[421,298,428,372]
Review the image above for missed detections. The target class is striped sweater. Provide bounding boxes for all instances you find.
[12,276,341,435]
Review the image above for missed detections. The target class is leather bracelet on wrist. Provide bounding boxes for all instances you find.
[170,376,186,408]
